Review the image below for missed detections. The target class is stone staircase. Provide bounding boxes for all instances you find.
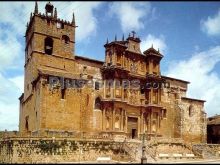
[122,141,140,162]
[121,140,157,163]
[193,144,220,159]
[143,138,204,162]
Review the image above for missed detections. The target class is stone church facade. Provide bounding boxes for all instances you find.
[19,2,207,143]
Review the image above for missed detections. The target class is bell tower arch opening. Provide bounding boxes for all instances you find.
[62,35,70,44]
[45,2,54,17]
[44,37,53,55]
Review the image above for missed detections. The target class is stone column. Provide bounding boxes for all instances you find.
[143,115,146,133]
[138,116,141,138]
[125,111,127,133]
[150,110,152,133]
[149,59,152,74]
[158,88,161,104]
[121,81,124,101]
[157,64,160,74]
[122,53,125,68]
[128,58,130,71]
[113,79,116,98]
[141,111,144,134]
[103,80,106,99]
[150,89,153,104]
[138,90,140,105]
[121,109,123,131]
[102,108,106,131]
[112,108,115,131]
[157,112,159,134]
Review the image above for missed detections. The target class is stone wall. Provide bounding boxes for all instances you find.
[0,137,137,163]
[180,99,206,143]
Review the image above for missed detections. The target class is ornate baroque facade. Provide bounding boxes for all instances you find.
[19,2,207,143]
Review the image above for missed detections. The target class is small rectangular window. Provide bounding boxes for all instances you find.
[56,22,64,29]
[57,22,61,28]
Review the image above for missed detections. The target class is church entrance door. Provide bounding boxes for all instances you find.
[127,117,138,139]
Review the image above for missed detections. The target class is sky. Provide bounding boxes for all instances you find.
[0,1,220,131]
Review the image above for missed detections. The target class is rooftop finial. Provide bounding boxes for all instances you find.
[54,8,57,19]
[151,44,153,48]
[72,12,75,25]
[106,38,109,44]
[122,34,124,41]
[34,1,38,14]
[158,48,160,53]
[45,1,54,16]
[131,30,136,37]
[115,34,117,41]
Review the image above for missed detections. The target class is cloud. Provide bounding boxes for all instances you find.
[140,34,167,54]
[201,9,220,36]
[165,46,220,117]
[0,74,23,131]
[109,2,151,32]
[0,29,23,71]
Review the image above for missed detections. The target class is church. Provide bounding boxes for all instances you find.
[19,2,207,143]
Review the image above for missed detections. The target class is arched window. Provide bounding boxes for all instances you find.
[94,97,101,110]
[62,35,70,44]
[44,37,53,55]
[189,105,193,117]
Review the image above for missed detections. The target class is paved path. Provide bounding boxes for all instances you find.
[156,159,220,164]
[58,159,220,164]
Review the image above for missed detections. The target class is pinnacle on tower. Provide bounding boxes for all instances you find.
[158,48,160,53]
[106,38,109,44]
[151,44,153,48]
[34,1,38,14]
[30,12,32,20]
[72,12,75,25]
[115,35,117,41]
[54,8,57,19]
[122,34,124,41]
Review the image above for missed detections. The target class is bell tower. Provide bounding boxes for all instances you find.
[25,1,77,62]
[143,45,163,76]
[20,2,78,134]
